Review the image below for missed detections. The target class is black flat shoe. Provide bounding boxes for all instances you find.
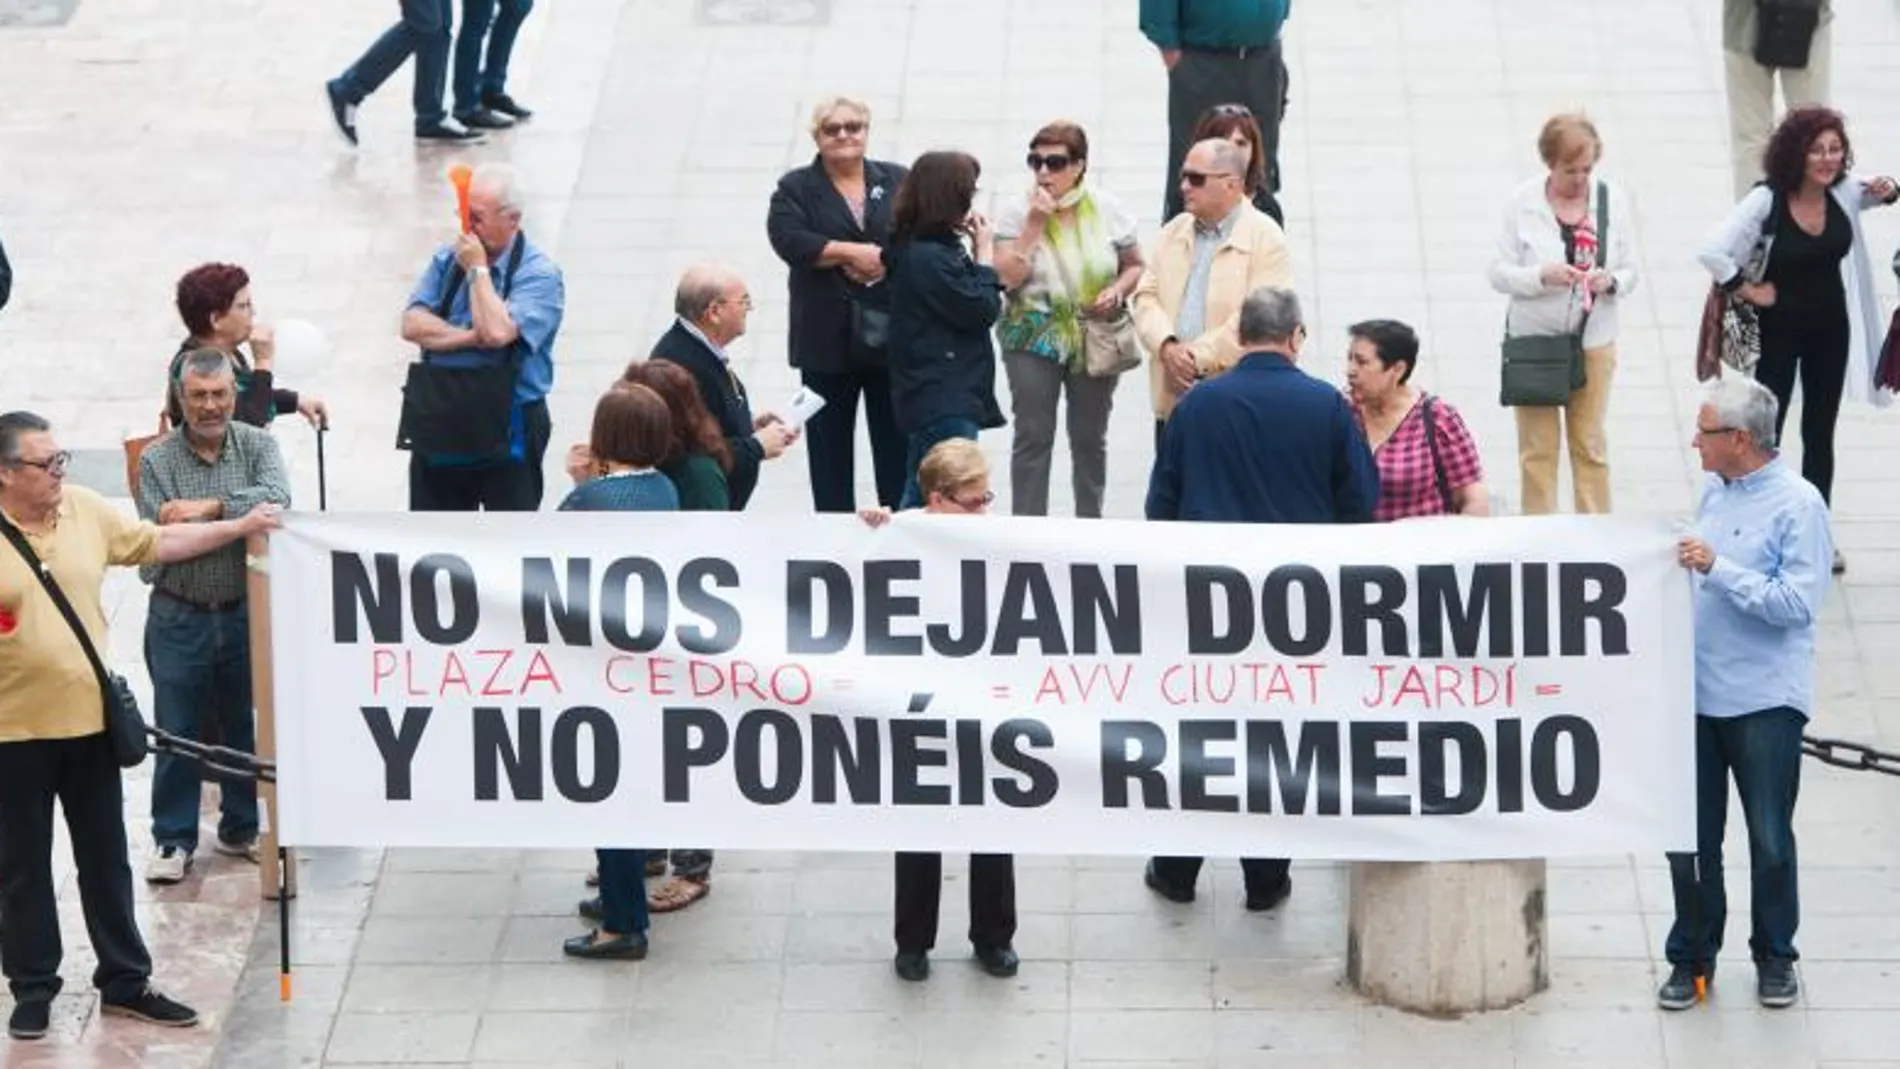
[893,950,930,982]
[415,121,484,143]
[1143,859,1195,904]
[563,930,648,960]
[455,107,515,130]
[1244,878,1293,912]
[974,943,1019,978]
[483,92,534,120]
[7,999,49,1040]
[578,896,603,921]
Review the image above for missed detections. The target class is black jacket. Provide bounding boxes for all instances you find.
[0,230,11,312]
[882,232,1005,434]
[766,157,908,374]
[650,321,764,510]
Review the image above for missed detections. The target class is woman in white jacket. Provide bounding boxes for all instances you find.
[1697,106,1897,572]
[1488,114,1638,516]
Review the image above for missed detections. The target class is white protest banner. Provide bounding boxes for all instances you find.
[268,512,1696,859]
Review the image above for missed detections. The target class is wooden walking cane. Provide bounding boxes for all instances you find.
[247,531,296,1002]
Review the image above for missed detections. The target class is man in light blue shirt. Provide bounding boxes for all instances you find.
[1659,376,1831,1013]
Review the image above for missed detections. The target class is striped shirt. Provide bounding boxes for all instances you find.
[135,423,291,605]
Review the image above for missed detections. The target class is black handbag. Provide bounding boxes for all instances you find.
[1500,181,1607,407]
[0,516,150,768]
[396,235,528,457]
[1754,0,1824,70]
[846,287,891,368]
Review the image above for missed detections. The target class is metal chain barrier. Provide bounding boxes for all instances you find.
[1802,735,1900,777]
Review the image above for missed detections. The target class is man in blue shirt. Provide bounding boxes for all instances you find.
[1660,376,1832,1013]
[1143,285,1377,911]
[401,163,564,511]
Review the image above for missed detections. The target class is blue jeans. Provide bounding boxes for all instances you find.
[144,596,258,853]
[332,0,454,128]
[899,417,982,510]
[594,848,650,935]
[452,0,534,114]
[1664,706,1804,968]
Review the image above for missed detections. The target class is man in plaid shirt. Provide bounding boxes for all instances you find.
[135,349,291,885]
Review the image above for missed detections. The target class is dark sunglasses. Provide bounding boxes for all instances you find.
[1209,103,1256,120]
[820,120,866,137]
[1179,169,1234,188]
[1025,152,1074,173]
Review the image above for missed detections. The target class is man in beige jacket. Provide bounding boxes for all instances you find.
[1132,138,1294,448]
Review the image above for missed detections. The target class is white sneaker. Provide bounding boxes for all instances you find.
[145,845,192,884]
[213,837,260,864]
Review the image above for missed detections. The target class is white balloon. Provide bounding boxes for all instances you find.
[270,318,330,381]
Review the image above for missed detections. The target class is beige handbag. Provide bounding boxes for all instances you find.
[1047,241,1142,378]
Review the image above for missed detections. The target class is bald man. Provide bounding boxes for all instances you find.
[650,264,793,511]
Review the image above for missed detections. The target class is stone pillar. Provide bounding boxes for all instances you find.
[1346,860,1547,1014]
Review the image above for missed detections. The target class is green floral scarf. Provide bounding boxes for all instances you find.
[998,183,1120,368]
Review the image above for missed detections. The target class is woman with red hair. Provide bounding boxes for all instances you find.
[166,263,327,430]
[1699,106,1898,572]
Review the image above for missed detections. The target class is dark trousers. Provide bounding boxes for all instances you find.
[893,852,1016,954]
[1755,306,1850,504]
[452,0,534,114]
[1148,855,1291,902]
[144,596,257,853]
[1162,42,1288,221]
[801,366,907,512]
[1665,707,1805,969]
[899,416,982,510]
[333,0,455,129]
[594,848,651,935]
[408,400,550,512]
[0,733,153,1004]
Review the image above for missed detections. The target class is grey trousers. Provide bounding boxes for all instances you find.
[1003,350,1118,518]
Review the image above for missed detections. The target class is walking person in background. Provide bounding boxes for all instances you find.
[994,120,1144,518]
[1698,105,1898,573]
[167,263,328,432]
[560,384,678,961]
[883,151,1005,508]
[1488,113,1637,517]
[1723,0,1832,198]
[1344,319,1490,521]
[452,0,536,129]
[859,439,1018,983]
[1179,103,1284,226]
[325,0,483,145]
[766,96,909,513]
[1143,0,1291,223]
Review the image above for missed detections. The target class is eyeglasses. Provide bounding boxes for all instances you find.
[716,294,755,311]
[949,490,995,512]
[821,120,866,138]
[1693,425,1738,439]
[1179,169,1235,188]
[1805,144,1845,159]
[1026,153,1074,173]
[9,450,72,477]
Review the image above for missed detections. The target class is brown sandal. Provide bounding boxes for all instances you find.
[647,875,710,913]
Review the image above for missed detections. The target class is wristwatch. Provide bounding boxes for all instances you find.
[470,265,491,278]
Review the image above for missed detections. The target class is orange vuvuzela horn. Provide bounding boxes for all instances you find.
[448,163,474,233]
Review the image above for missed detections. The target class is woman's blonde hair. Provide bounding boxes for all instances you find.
[808,96,871,139]
[1537,112,1602,168]
[917,439,989,500]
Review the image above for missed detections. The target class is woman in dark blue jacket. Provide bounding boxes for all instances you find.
[882,150,1006,508]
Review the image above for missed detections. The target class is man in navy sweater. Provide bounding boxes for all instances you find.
[1142,284,1377,909]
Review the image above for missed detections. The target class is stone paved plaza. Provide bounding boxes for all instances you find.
[4,0,1900,1066]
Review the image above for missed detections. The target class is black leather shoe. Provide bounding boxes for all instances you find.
[1143,859,1195,904]
[1243,878,1293,913]
[578,896,603,921]
[1758,958,1799,1008]
[483,92,534,120]
[323,79,358,146]
[893,950,930,982]
[563,930,648,960]
[415,121,484,143]
[1656,963,1700,1010]
[99,985,197,1027]
[455,107,515,130]
[974,944,1020,978]
[7,999,50,1040]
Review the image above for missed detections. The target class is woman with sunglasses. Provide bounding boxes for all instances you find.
[858,439,1017,982]
[1167,103,1285,227]
[992,121,1144,519]
[767,96,910,514]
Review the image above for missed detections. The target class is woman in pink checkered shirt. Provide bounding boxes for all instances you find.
[1344,319,1491,522]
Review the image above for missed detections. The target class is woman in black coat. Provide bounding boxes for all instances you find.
[766,97,909,513]
[883,150,1005,509]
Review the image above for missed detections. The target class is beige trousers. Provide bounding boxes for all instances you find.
[1724,22,1832,198]
[1516,345,1615,516]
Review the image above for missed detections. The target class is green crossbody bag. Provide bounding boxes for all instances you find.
[1499,181,1607,407]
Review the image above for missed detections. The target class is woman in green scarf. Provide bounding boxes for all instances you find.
[994,121,1145,518]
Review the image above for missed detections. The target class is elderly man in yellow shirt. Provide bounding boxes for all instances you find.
[1132,137,1294,452]
[0,410,280,1042]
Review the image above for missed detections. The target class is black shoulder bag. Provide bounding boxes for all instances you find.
[1421,395,1456,515]
[0,516,150,767]
[396,235,529,458]
[1500,181,1608,407]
